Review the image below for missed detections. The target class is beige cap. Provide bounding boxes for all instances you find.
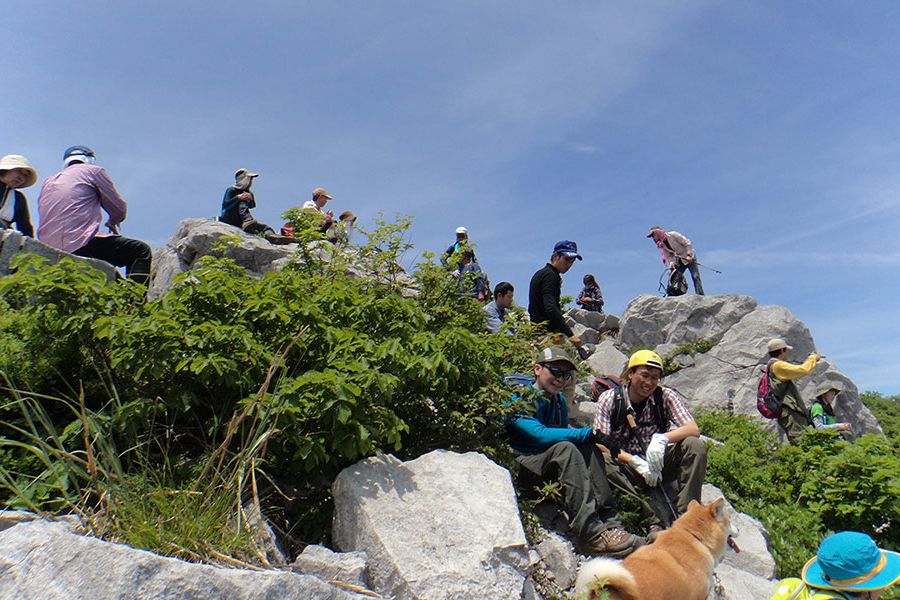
[537,347,576,371]
[815,381,842,398]
[0,155,38,188]
[312,187,332,200]
[767,338,793,353]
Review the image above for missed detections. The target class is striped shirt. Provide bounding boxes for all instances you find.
[593,384,694,456]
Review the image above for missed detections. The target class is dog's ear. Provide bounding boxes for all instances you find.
[687,499,700,510]
[710,497,727,523]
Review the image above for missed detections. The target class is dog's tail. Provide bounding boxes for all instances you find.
[573,557,639,600]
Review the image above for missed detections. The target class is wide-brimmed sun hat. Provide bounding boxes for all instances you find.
[0,155,38,188]
[802,531,900,592]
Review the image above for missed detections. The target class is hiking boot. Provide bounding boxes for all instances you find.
[579,527,643,558]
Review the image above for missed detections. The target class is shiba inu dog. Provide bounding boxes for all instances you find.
[573,497,737,600]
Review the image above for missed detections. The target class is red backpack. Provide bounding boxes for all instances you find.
[756,366,784,419]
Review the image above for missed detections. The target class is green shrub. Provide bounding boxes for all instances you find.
[0,217,538,555]
[696,410,900,577]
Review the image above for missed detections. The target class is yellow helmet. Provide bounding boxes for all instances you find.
[627,349,663,372]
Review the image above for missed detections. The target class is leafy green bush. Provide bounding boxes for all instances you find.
[697,411,899,577]
[0,217,537,555]
[861,391,900,445]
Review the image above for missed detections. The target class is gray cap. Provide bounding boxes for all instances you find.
[537,347,576,370]
[767,338,793,353]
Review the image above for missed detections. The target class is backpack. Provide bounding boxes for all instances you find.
[591,375,669,435]
[756,365,784,419]
[666,268,688,297]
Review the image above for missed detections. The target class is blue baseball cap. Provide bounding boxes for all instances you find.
[553,240,582,260]
[802,531,900,592]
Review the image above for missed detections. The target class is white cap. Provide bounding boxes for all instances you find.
[455,226,468,235]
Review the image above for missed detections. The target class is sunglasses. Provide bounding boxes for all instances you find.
[542,364,574,380]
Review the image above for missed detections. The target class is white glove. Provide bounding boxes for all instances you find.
[646,433,669,472]
[630,456,661,487]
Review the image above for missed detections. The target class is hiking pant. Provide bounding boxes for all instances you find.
[74,235,152,285]
[612,437,707,526]
[676,260,704,295]
[516,441,621,544]
[778,406,810,445]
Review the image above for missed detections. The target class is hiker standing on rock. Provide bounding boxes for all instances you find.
[0,155,38,237]
[647,225,705,295]
[593,350,707,531]
[528,240,583,349]
[507,347,643,557]
[442,226,476,269]
[765,338,821,444]
[38,146,152,284]
[220,168,275,235]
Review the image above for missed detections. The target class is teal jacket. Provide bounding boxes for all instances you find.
[507,385,592,454]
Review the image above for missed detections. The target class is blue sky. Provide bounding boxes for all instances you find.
[5,2,899,393]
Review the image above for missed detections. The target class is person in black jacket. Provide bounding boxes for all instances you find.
[0,154,38,237]
[220,168,274,235]
[528,240,584,350]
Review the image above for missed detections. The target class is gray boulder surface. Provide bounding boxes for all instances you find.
[702,484,775,578]
[619,294,758,350]
[332,450,530,600]
[0,519,373,599]
[292,545,369,588]
[585,339,627,376]
[661,303,881,436]
[0,229,118,281]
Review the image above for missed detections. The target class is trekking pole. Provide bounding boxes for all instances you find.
[694,261,722,274]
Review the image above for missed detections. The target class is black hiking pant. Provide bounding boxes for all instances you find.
[608,437,707,527]
[74,235,152,285]
[516,441,622,544]
[675,260,704,295]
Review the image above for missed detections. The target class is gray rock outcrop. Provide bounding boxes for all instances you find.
[0,518,373,599]
[0,229,117,281]
[332,450,530,600]
[292,545,369,589]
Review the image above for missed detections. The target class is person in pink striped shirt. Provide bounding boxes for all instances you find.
[37,146,151,284]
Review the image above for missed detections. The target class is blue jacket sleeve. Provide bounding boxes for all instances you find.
[508,416,591,450]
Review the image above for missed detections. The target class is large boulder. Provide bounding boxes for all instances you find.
[566,308,620,333]
[332,450,530,599]
[619,295,757,350]
[149,219,300,298]
[586,339,627,376]
[662,305,881,436]
[0,518,372,599]
[702,484,775,579]
[0,229,118,281]
[292,545,369,588]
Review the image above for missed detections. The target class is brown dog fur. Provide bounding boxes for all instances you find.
[573,498,731,600]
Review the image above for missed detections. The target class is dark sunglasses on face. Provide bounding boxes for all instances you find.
[542,364,574,381]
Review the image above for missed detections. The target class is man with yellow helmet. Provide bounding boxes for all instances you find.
[592,349,707,528]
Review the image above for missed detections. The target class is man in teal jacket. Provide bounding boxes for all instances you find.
[507,347,642,557]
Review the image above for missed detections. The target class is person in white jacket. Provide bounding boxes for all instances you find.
[647,225,704,295]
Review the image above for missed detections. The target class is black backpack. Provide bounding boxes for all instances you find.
[592,375,669,436]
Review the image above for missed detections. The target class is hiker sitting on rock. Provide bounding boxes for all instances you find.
[576,273,604,313]
[647,225,705,295]
[810,382,851,437]
[507,347,643,557]
[220,168,275,235]
[769,531,899,599]
[483,281,514,334]
[442,226,476,269]
[303,187,335,230]
[0,154,38,237]
[38,146,152,284]
[325,210,356,244]
[765,338,821,444]
[593,350,707,531]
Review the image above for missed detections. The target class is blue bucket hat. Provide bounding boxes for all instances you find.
[553,240,582,261]
[802,531,900,592]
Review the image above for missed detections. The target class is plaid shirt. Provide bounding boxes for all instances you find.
[593,384,694,456]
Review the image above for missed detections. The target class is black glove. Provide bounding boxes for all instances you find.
[589,430,621,458]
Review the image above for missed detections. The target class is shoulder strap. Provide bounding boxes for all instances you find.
[652,387,669,431]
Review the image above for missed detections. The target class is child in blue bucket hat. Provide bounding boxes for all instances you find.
[770,531,900,599]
